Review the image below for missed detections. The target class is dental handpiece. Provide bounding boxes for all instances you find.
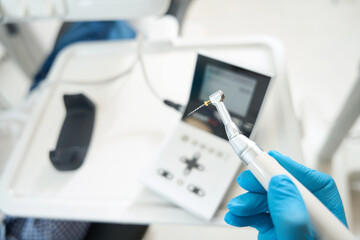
[188,90,356,240]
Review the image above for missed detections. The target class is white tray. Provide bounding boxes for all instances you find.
[0,37,302,224]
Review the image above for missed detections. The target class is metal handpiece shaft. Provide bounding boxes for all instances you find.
[209,91,241,139]
[215,101,232,126]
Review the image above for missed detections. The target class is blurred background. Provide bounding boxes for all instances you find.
[0,0,359,239]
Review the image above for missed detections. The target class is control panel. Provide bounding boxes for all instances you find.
[140,122,241,220]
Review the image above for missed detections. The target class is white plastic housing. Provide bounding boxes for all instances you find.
[0,0,170,21]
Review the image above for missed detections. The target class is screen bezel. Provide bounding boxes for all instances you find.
[182,54,271,139]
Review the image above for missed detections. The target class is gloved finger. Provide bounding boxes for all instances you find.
[269,151,348,228]
[268,150,334,192]
[227,192,268,216]
[237,170,266,193]
[258,227,277,240]
[224,212,273,234]
[268,175,312,240]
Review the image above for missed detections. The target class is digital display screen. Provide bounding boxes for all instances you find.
[182,54,271,139]
[199,65,257,117]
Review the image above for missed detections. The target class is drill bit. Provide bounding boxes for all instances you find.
[187,100,211,116]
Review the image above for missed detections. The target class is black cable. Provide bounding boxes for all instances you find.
[137,35,184,113]
[42,35,185,113]
[163,99,185,112]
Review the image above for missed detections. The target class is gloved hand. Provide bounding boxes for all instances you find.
[224,150,348,240]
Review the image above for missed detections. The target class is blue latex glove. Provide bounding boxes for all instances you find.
[225,150,348,240]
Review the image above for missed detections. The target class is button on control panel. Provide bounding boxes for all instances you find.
[180,153,204,175]
[157,168,173,180]
[188,184,205,197]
